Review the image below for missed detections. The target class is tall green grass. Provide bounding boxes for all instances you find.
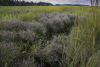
[60,6,100,67]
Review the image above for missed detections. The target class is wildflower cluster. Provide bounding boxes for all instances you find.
[28,21,46,36]
[29,35,64,66]
[39,12,76,37]
[18,29,37,42]
[0,12,77,67]
[9,56,35,67]
[0,41,21,66]
[1,30,17,42]
[0,19,28,32]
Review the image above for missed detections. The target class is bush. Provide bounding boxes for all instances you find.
[9,56,36,67]
[28,21,46,36]
[0,19,28,32]
[1,30,17,42]
[39,12,76,38]
[0,19,46,36]
[1,29,37,42]
[28,35,64,67]
[0,41,21,67]
[18,29,37,42]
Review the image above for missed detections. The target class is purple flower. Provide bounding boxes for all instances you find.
[0,41,21,63]
[18,29,37,41]
[1,30,17,41]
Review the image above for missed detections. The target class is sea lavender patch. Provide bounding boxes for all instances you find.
[1,30,17,42]
[39,12,76,38]
[29,35,64,66]
[28,22,46,36]
[18,29,37,42]
[0,19,28,32]
[0,41,21,66]
[9,56,35,67]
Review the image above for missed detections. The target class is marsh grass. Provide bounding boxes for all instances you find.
[60,6,100,67]
[0,6,89,21]
[0,6,100,67]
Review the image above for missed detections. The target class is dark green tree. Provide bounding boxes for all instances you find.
[0,0,53,6]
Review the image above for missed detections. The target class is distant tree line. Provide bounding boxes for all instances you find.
[0,0,53,6]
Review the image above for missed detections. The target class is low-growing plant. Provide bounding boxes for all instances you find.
[9,56,36,67]
[0,19,28,32]
[18,29,37,42]
[39,12,76,39]
[28,35,64,67]
[0,41,21,67]
[28,21,46,36]
[1,30,17,42]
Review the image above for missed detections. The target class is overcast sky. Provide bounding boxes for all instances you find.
[24,0,91,5]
